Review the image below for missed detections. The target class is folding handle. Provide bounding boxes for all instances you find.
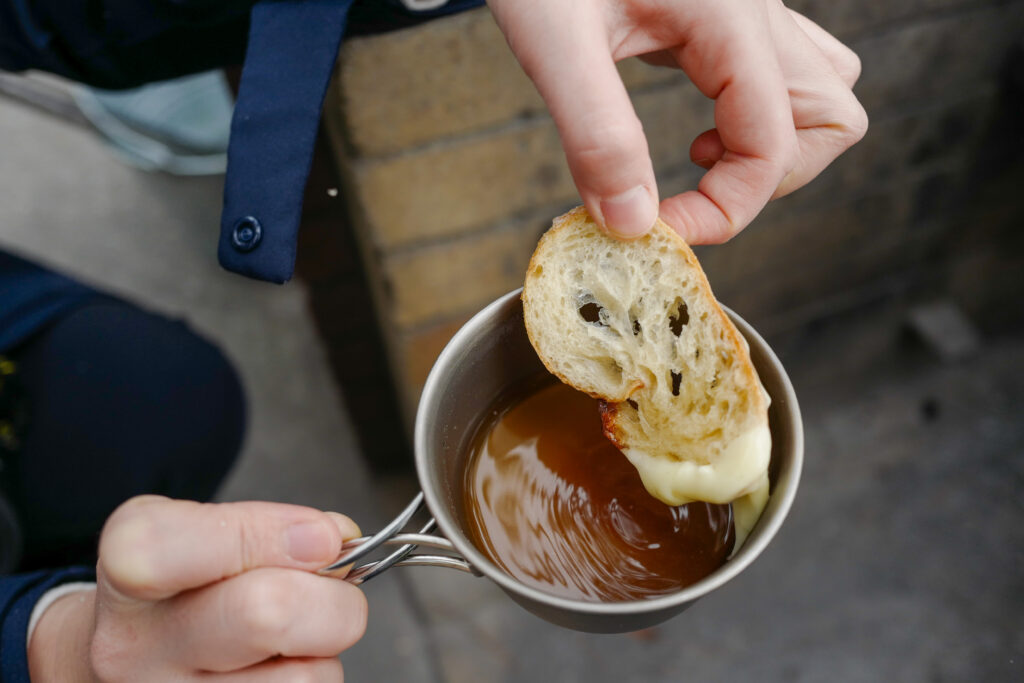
[318,493,480,585]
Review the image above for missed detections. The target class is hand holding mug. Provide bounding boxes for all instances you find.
[29,496,366,682]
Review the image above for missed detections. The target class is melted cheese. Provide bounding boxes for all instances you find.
[730,472,770,551]
[623,423,772,551]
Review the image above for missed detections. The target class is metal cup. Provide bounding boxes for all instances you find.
[326,288,803,633]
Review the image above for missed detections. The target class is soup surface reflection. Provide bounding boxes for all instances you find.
[464,381,735,602]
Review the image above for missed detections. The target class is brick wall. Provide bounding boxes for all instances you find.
[321,1,1024,431]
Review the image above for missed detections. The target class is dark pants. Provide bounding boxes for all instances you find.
[1,301,246,571]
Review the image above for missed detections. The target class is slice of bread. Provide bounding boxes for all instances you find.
[523,207,771,520]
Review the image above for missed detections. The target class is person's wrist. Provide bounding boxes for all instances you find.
[28,588,97,683]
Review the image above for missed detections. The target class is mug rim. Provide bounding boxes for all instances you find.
[415,288,804,616]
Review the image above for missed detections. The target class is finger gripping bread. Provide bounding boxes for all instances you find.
[523,207,771,525]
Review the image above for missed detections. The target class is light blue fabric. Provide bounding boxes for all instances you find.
[72,71,233,176]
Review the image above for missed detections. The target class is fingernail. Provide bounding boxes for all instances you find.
[600,186,657,238]
[326,512,361,541]
[693,157,714,169]
[286,521,334,563]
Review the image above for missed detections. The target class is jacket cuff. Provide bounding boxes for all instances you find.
[0,567,95,683]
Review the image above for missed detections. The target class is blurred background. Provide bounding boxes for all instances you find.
[1,1,1022,681]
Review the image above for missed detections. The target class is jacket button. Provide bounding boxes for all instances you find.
[231,216,262,252]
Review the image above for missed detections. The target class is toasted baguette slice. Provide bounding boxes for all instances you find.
[523,207,771,523]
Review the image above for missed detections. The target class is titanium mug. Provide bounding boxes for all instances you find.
[321,288,803,633]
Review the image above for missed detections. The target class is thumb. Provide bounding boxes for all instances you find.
[491,1,658,237]
[98,496,360,603]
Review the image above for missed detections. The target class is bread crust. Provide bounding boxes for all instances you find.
[597,400,626,450]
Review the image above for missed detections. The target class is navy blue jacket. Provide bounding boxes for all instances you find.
[1,0,485,348]
[0,1,483,678]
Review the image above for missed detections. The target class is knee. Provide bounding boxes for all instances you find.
[16,301,247,499]
[111,304,248,495]
[148,311,247,487]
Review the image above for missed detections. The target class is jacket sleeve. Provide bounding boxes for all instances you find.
[0,0,256,89]
[0,567,95,683]
[0,0,485,89]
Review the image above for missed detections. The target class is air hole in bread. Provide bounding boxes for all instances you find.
[670,370,682,396]
[578,302,603,324]
[629,299,643,336]
[627,399,639,410]
[669,299,689,336]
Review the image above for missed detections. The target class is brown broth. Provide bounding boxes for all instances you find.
[463,380,735,602]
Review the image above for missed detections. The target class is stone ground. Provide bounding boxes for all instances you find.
[2,93,1021,682]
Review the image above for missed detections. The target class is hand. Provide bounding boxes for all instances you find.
[29,496,366,682]
[488,0,868,242]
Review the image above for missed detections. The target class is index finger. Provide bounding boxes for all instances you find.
[661,4,796,243]
[98,496,360,602]
[488,0,659,238]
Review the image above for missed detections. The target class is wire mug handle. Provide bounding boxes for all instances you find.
[318,492,480,585]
